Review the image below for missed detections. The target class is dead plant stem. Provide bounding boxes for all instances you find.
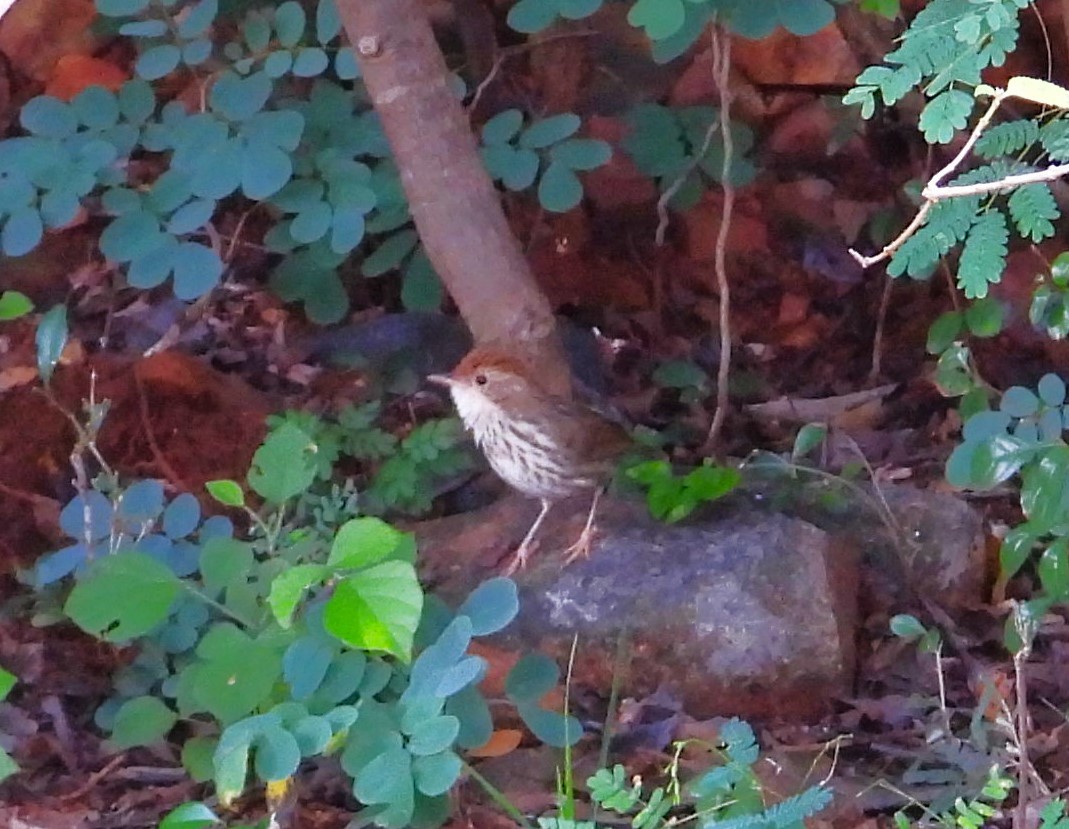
[704,25,733,452]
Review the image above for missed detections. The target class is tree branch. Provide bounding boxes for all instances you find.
[336,0,571,394]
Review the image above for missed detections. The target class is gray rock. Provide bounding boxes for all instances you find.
[743,477,986,609]
[867,484,986,609]
[417,495,858,720]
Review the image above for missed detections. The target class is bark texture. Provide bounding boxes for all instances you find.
[338,0,570,394]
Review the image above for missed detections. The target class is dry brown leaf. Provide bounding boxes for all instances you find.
[0,365,38,392]
[46,54,127,100]
[468,729,523,758]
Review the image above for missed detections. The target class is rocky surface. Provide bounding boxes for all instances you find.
[417,494,858,720]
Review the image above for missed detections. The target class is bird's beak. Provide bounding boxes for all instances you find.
[427,374,453,387]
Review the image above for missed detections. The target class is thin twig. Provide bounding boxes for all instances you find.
[466,30,597,113]
[849,92,1008,269]
[58,753,127,801]
[704,26,734,452]
[655,119,721,246]
[868,275,893,383]
[1011,605,1040,829]
[133,368,187,491]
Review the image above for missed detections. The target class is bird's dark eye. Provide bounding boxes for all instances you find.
[475,373,488,386]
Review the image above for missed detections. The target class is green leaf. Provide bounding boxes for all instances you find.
[1039,373,1067,407]
[243,12,272,51]
[118,80,156,124]
[268,564,329,627]
[269,254,349,323]
[1039,538,1069,599]
[274,1,307,47]
[1008,183,1058,243]
[111,696,177,748]
[248,423,319,504]
[335,48,359,80]
[264,50,294,78]
[506,0,560,34]
[20,96,78,138]
[96,0,150,13]
[1053,252,1069,287]
[0,291,33,320]
[293,47,329,77]
[363,229,418,276]
[282,636,334,699]
[71,86,120,129]
[0,668,14,701]
[206,479,245,507]
[946,434,1034,489]
[628,0,685,40]
[548,138,612,170]
[183,38,213,66]
[0,748,15,783]
[457,578,518,636]
[1021,446,1069,531]
[412,751,461,797]
[177,0,217,38]
[407,715,460,756]
[652,359,707,389]
[291,714,332,754]
[538,161,582,212]
[481,109,524,145]
[199,537,254,593]
[316,0,342,43]
[927,311,964,354]
[323,562,423,662]
[159,802,220,829]
[889,613,927,639]
[65,552,181,642]
[241,139,292,200]
[137,44,182,81]
[1000,526,1036,580]
[919,89,975,144]
[964,297,1004,338]
[171,242,223,300]
[792,423,828,459]
[100,210,167,263]
[35,304,68,384]
[328,517,408,569]
[777,0,837,36]
[505,653,559,702]
[163,200,213,238]
[520,113,581,149]
[401,249,442,311]
[272,179,326,212]
[2,207,44,256]
[193,627,283,723]
[516,702,581,747]
[1001,385,1040,417]
[38,189,78,229]
[210,71,272,122]
[957,210,1009,300]
[354,745,415,827]
[124,237,176,290]
[291,201,332,243]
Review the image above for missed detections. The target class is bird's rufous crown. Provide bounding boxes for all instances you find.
[448,345,531,382]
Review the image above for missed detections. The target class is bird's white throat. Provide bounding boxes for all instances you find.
[449,386,502,444]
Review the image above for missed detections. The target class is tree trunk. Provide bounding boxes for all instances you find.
[337,0,571,395]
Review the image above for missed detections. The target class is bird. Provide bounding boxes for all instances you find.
[429,344,631,574]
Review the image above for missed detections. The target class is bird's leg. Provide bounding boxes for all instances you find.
[563,487,604,565]
[504,498,553,576]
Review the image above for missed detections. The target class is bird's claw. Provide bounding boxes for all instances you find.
[563,526,597,566]
[503,541,536,576]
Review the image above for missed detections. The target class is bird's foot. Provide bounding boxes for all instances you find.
[562,525,597,566]
[502,540,538,576]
